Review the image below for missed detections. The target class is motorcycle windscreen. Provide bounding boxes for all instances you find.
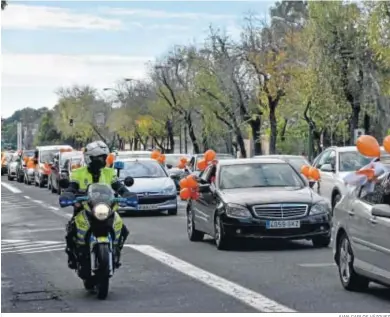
[87,184,115,205]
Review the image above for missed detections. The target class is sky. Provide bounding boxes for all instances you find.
[1,0,274,118]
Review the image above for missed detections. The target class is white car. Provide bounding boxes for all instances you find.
[7,153,20,181]
[312,146,390,213]
[116,158,178,215]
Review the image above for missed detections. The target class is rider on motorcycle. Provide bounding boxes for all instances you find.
[60,141,131,270]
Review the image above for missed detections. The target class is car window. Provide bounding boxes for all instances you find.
[286,158,309,171]
[313,151,330,169]
[121,160,167,178]
[324,150,336,166]
[360,174,390,205]
[219,163,304,190]
[339,151,372,172]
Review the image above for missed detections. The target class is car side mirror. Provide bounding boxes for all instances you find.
[59,178,70,189]
[166,164,173,169]
[124,176,134,187]
[371,204,390,219]
[320,164,334,172]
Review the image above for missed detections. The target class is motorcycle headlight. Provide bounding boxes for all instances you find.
[161,185,176,195]
[225,203,252,219]
[93,203,111,220]
[310,202,330,215]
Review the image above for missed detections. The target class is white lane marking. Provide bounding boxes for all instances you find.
[2,244,65,254]
[126,244,295,313]
[1,182,22,193]
[23,196,71,219]
[298,263,336,268]
[20,247,65,254]
[6,227,64,234]
[1,239,27,243]
[1,241,63,250]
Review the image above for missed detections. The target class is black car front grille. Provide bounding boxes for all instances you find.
[252,203,308,219]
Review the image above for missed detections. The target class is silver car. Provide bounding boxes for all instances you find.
[332,168,390,291]
[312,146,389,212]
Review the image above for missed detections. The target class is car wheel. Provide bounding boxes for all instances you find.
[168,208,178,216]
[187,206,204,241]
[39,176,45,188]
[312,235,331,248]
[214,215,232,250]
[337,233,369,291]
[51,182,56,193]
[7,174,13,181]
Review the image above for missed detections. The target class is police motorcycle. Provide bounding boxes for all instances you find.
[58,161,137,299]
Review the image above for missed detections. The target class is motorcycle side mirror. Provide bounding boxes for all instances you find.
[166,164,173,169]
[59,178,70,189]
[124,176,134,187]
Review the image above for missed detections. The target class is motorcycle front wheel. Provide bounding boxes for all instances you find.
[95,243,111,300]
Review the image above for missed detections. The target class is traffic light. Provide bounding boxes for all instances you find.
[69,118,73,127]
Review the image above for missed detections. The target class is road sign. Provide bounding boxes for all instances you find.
[354,128,365,144]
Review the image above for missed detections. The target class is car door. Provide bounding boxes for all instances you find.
[365,181,390,279]
[320,150,337,201]
[349,184,383,272]
[192,166,213,233]
[313,150,331,198]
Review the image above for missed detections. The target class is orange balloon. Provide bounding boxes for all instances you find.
[204,149,216,162]
[157,154,166,164]
[179,178,189,189]
[383,135,390,153]
[151,150,160,160]
[180,157,188,164]
[197,158,208,171]
[186,175,198,189]
[180,188,191,200]
[309,167,320,181]
[106,153,115,166]
[178,162,186,169]
[300,165,310,177]
[356,135,380,158]
[27,159,35,169]
[191,191,200,200]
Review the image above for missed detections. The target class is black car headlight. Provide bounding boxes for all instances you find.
[310,202,330,215]
[225,203,252,219]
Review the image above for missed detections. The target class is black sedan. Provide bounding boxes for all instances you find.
[186,158,331,250]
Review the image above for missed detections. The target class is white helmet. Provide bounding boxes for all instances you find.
[84,141,109,170]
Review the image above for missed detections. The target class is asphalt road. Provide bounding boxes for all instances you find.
[1,176,390,313]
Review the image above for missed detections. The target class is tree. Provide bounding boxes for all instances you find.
[34,111,63,146]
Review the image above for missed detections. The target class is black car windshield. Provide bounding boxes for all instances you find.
[87,184,114,205]
[40,150,59,163]
[219,163,304,189]
[121,160,167,178]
